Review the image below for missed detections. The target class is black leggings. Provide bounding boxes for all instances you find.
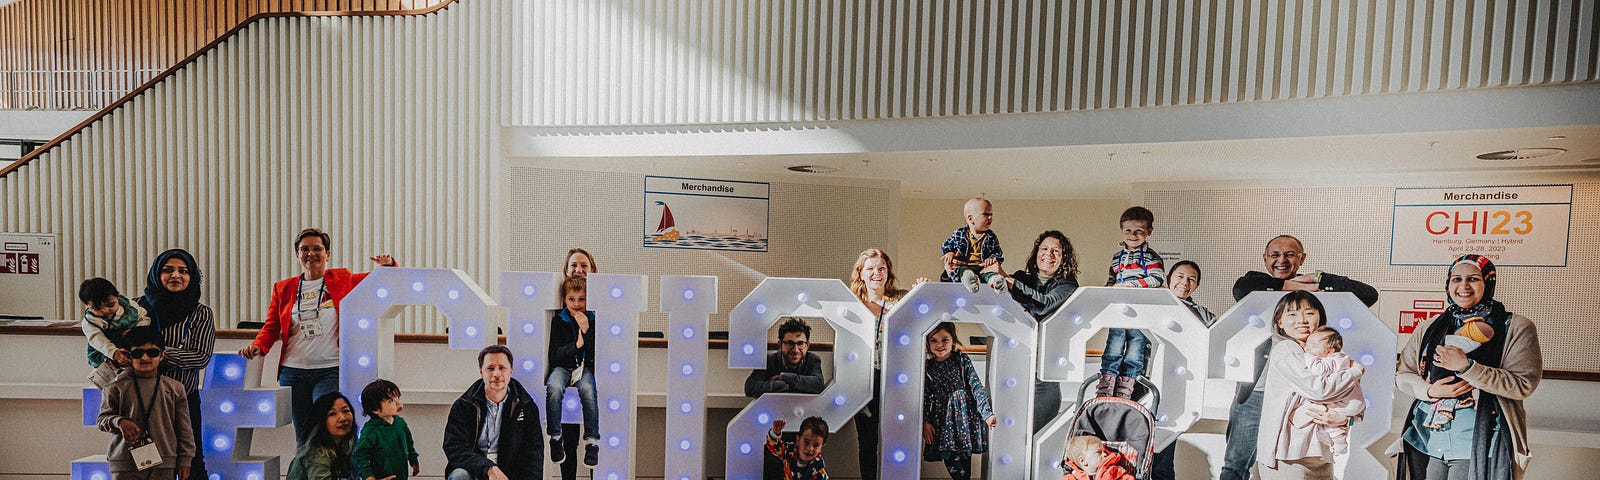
[941,455,972,480]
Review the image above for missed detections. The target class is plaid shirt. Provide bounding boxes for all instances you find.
[1107,243,1165,288]
[940,226,1003,263]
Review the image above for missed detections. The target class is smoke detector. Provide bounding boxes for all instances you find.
[1475,148,1565,160]
[786,165,839,174]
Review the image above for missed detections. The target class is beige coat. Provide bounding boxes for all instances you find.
[1387,313,1543,478]
[1258,340,1365,471]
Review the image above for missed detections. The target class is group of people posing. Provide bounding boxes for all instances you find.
[78,197,1543,480]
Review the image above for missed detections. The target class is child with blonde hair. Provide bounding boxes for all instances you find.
[1059,435,1134,480]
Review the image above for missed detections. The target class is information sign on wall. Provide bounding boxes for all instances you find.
[0,233,59,318]
[1390,185,1572,266]
[644,176,770,252]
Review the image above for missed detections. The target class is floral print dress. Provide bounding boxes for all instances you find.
[923,351,994,459]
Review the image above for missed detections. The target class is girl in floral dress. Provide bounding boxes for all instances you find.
[922,322,998,480]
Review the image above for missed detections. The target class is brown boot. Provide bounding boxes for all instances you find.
[1114,375,1136,399]
[1095,373,1117,397]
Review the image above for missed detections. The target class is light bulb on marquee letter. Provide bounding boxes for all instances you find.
[726,278,875,480]
[1032,287,1209,478]
[878,283,1037,479]
[585,274,648,480]
[1217,291,1395,480]
[660,276,716,480]
[339,268,495,431]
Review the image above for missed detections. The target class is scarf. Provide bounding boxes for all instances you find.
[138,249,202,330]
[1399,254,1516,480]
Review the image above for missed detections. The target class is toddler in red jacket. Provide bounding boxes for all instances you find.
[1059,436,1134,480]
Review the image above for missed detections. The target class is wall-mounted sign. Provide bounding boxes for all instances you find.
[0,233,58,318]
[1390,185,1572,266]
[644,176,769,252]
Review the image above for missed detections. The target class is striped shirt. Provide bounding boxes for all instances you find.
[138,298,217,394]
[1107,243,1166,288]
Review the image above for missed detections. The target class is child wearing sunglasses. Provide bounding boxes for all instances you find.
[96,326,195,480]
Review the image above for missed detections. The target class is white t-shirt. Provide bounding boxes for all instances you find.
[281,277,340,369]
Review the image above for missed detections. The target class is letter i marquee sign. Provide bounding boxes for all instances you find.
[1391,184,1572,267]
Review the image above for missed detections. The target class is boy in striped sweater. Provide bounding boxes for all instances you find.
[1097,206,1165,399]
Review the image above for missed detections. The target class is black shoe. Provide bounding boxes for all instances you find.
[549,436,565,463]
[583,440,599,468]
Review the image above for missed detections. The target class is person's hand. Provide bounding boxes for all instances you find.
[369,254,398,267]
[379,476,396,480]
[573,310,590,334]
[1433,345,1471,372]
[411,462,420,476]
[942,252,963,272]
[177,466,190,480]
[914,276,931,286]
[1310,408,1350,426]
[1281,279,1321,292]
[981,258,998,268]
[1425,376,1474,399]
[1290,272,1318,284]
[116,418,142,440]
[772,419,787,435]
[487,466,509,480]
[985,415,998,429]
[112,349,131,367]
[923,422,935,444]
[238,344,264,359]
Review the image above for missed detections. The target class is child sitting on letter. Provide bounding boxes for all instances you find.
[547,274,600,467]
[940,197,1005,293]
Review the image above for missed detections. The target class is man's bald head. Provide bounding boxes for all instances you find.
[1263,235,1306,279]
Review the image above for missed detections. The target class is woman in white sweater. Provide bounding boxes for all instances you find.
[1256,291,1365,479]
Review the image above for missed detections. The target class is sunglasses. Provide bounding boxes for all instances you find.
[128,348,164,359]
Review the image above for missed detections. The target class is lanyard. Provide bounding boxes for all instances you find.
[294,276,330,319]
[131,377,158,439]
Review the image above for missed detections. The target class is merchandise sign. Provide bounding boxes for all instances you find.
[1390,185,1572,266]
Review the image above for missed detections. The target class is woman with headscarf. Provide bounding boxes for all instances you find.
[994,230,1080,433]
[135,248,216,480]
[1391,255,1542,480]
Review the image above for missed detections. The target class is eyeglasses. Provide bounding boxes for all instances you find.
[297,246,326,253]
[780,340,808,347]
[129,348,163,359]
[1266,252,1302,260]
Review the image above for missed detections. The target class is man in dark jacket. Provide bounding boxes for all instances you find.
[1220,235,1378,480]
[444,345,543,480]
[743,317,825,398]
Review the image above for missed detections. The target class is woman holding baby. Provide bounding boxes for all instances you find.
[1390,254,1543,480]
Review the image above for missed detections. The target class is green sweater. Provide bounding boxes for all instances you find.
[354,415,418,480]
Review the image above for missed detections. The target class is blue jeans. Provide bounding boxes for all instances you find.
[1100,328,1148,376]
[545,364,598,439]
[278,365,340,445]
[446,468,475,480]
[1221,389,1264,480]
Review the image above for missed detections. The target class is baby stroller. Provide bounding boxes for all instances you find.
[1056,376,1161,479]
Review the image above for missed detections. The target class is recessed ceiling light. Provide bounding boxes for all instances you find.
[786,165,838,174]
[1475,148,1566,160]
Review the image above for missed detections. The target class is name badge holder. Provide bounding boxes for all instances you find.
[129,380,163,471]
[295,281,329,340]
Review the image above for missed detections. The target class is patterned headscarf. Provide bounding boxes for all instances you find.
[1445,254,1498,309]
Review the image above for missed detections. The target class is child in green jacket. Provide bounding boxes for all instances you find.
[355,379,420,480]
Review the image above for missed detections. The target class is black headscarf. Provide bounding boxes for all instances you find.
[138,249,202,329]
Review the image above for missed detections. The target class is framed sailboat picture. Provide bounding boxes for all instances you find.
[643,176,770,252]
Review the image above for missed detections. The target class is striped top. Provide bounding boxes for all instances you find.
[1107,243,1166,288]
[137,297,217,394]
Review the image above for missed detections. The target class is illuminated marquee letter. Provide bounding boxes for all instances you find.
[725,278,875,480]
[878,283,1037,479]
[339,268,496,429]
[1032,287,1209,478]
[660,275,716,480]
[498,271,564,414]
[1218,291,1395,479]
[585,273,648,480]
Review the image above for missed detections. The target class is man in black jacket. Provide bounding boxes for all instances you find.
[743,317,826,398]
[1220,235,1378,480]
[444,345,543,480]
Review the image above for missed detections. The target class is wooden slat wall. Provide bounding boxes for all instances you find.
[0,0,443,109]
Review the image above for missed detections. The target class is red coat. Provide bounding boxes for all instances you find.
[249,268,371,364]
[1059,449,1134,480]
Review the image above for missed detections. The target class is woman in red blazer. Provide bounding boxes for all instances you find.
[239,227,396,445]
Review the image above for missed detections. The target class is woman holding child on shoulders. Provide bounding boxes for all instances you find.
[1391,255,1542,480]
[1256,291,1364,480]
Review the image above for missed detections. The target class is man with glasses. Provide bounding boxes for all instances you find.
[1220,235,1377,480]
[745,317,826,479]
